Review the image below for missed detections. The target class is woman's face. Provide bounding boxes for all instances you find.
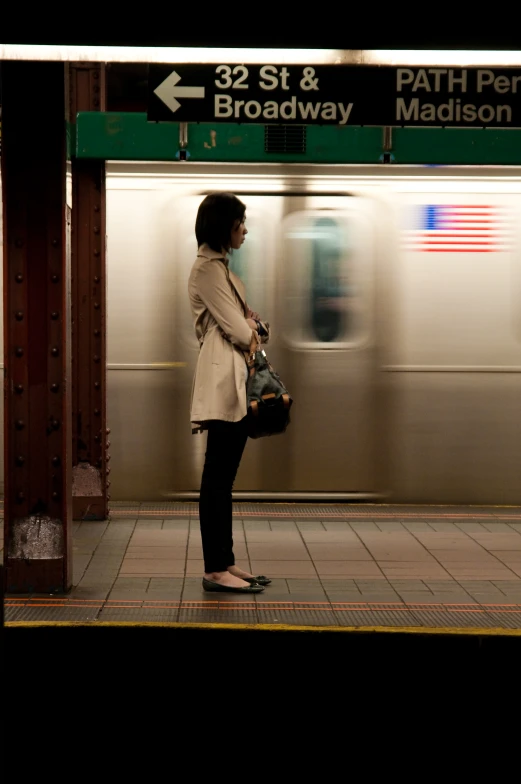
[229,216,248,250]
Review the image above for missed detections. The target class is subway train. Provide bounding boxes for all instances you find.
[3,162,521,505]
[103,162,521,505]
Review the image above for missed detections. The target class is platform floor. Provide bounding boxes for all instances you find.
[4,502,521,633]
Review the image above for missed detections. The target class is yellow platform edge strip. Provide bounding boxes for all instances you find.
[4,621,521,636]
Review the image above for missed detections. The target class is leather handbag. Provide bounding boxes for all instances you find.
[244,333,293,439]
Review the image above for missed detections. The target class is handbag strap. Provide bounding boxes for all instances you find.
[246,331,260,362]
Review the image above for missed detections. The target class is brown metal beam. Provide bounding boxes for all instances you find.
[2,62,72,593]
[69,64,109,521]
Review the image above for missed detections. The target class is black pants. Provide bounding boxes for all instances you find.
[199,417,249,573]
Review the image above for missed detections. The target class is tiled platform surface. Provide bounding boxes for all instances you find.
[4,502,521,631]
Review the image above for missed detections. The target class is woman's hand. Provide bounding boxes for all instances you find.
[246,318,258,331]
[247,308,260,321]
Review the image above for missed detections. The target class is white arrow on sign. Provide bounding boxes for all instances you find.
[153,70,205,114]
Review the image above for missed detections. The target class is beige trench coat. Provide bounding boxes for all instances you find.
[188,243,270,433]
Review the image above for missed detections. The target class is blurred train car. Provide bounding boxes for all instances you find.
[3,162,521,504]
[103,162,521,504]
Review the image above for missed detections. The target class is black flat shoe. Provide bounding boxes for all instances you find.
[243,576,272,586]
[202,578,264,594]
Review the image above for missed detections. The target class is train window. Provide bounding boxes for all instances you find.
[310,216,348,342]
[282,210,368,348]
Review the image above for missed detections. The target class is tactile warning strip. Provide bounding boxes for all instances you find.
[257,609,338,626]
[485,611,521,629]
[333,611,421,627]
[178,608,259,625]
[98,608,180,622]
[410,610,500,628]
[330,602,419,627]
[107,502,521,520]
[4,598,521,629]
[6,605,102,622]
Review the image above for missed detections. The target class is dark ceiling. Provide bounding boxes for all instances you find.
[1,26,520,50]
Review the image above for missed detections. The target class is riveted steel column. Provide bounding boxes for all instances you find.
[69,63,109,520]
[2,62,72,593]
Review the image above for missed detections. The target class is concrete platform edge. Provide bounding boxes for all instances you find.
[5,620,521,636]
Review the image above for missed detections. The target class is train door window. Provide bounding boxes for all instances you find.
[310,216,347,342]
[282,209,371,348]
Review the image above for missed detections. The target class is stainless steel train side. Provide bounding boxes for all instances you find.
[2,163,521,505]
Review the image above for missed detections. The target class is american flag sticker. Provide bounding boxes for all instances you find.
[403,204,511,252]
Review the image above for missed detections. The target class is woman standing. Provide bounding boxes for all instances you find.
[188,192,272,593]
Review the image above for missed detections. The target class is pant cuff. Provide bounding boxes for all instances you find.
[204,563,230,573]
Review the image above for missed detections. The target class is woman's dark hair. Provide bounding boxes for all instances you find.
[195,192,246,253]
